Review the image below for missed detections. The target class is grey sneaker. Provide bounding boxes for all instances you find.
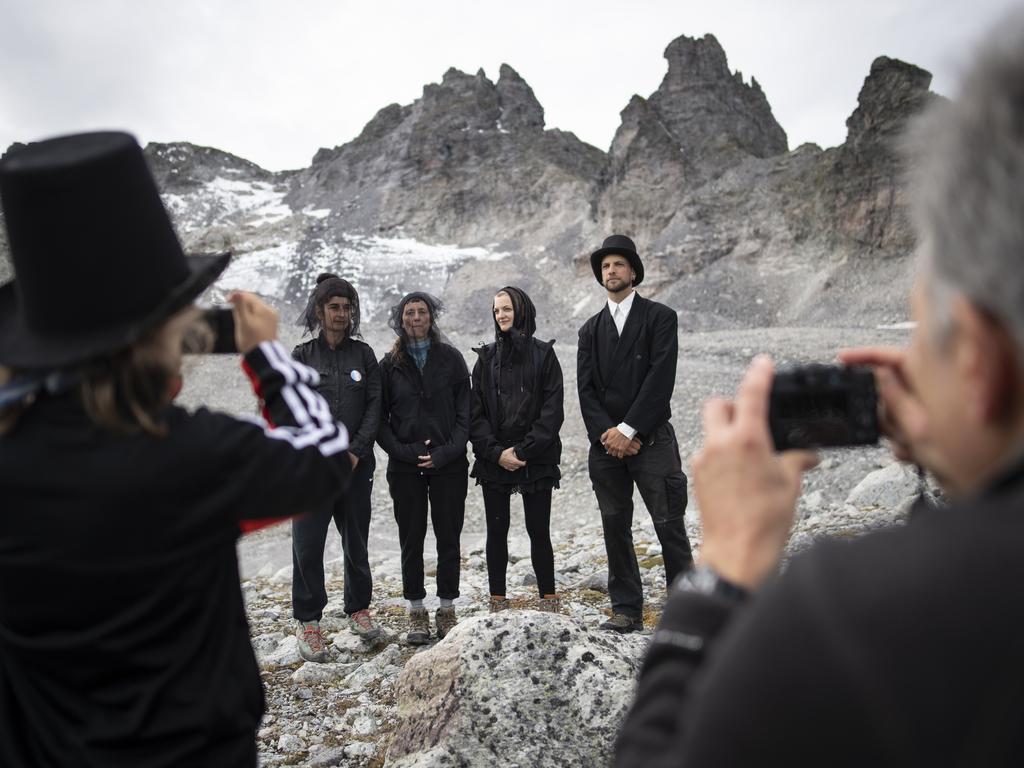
[407,607,430,645]
[435,606,457,639]
[296,620,330,662]
[599,613,643,633]
[348,609,382,641]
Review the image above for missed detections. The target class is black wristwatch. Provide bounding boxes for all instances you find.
[674,565,750,604]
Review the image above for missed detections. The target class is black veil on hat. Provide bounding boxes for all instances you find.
[388,291,445,344]
[0,131,230,369]
[296,272,361,338]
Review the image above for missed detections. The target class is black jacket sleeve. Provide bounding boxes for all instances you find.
[515,346,564,461]
[577,320,615,444]
[349,345,382,459]
[470,354,504,465]
[375,359,427,464]
[430,351,471,470]
[615,551,876,767]
[623,306,678,437]
[223,340,352,519]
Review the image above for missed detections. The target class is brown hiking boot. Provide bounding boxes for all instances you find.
[407,607,430,645]
[296,620,330,663]
[435,606,457,639]
[348,609,382,641]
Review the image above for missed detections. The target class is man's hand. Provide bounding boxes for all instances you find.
[692,355,819,590]
[838,346,932,466]
[601,428,635,459]
[348,452,360,469]
[229,292,278,354]
[499,447,527,472]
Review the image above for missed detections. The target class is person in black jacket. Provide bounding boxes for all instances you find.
[290,274,383,659]
[377,292,470,643]
[470,286,564,611]
[615,17,1024,766]
[578,235,693,632]
[0,132,352,767]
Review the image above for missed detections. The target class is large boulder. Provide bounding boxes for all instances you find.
[385,611,649,767]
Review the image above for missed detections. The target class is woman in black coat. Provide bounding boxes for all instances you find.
[470,286,564,611]
[0,133,352,767]
[377,292,471,644]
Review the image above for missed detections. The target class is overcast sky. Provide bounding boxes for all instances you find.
[2,0,1021,171]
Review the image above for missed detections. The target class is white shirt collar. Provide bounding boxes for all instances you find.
[607,289,637,316]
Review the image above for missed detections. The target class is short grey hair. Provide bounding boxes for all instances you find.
[905,13,1024,355]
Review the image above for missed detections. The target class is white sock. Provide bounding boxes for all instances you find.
[439,598,454,608]
[409,599,424,611]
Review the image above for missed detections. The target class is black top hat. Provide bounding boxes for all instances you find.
[590,234,644,287]
[0,131,230,369]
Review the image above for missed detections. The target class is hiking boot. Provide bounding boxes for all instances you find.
[537,596,561,613]
[599,613,643,633]
[435,606,457,639]
[296,620,330,663]
[407,607,430,645]
[348,609,382,641]
[489,597,510,613]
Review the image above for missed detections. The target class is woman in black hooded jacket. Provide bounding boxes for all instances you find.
[470,286,564,611]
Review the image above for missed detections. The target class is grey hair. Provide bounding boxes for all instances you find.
[904,13,1024,353]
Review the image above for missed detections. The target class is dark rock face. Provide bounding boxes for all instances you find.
[287,65,605,249]
[596,33,789,252]
[0,34,938,333]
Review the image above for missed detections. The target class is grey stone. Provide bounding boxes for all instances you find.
[277,733,305,754]
[259,636,302,668]
[386,612,648,767]
[846,462,920,510]
[291,661,359,684]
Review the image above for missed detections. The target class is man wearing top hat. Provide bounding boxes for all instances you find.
[578,234,693,632]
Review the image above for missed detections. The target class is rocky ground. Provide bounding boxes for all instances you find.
[175,323,922,767]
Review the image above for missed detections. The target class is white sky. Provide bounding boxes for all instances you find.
[2,0,1021,171]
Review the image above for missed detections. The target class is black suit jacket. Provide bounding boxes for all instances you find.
[577,293,678,445]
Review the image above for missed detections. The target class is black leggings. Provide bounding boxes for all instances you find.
[481,485,555,597]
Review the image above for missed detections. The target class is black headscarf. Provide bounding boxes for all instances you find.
[493,286,536,366]
[296,273,361,338]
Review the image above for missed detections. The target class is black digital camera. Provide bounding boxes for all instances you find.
[768,364,879,451]
[194,307,237,354]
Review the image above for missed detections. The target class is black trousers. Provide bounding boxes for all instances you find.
[387,469,468,601]
[481,484,556,597]
[589,422,693,618]
[292,454,375,620]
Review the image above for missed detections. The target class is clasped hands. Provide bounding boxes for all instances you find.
[601,428,642,459]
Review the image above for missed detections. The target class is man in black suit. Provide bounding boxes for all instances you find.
[578,234,693,632]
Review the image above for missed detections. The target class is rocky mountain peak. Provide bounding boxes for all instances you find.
[496,63,545,131]
[648,32,788,171]
[662,33,731,83]
[145,142,275,194]
[845,56,934,150]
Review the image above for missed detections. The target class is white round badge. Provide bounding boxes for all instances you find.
[350,369,363,383]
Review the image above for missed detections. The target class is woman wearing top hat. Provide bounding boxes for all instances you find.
[469,286,564,611]
[376,292,470,644]
[0,132,352,766]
